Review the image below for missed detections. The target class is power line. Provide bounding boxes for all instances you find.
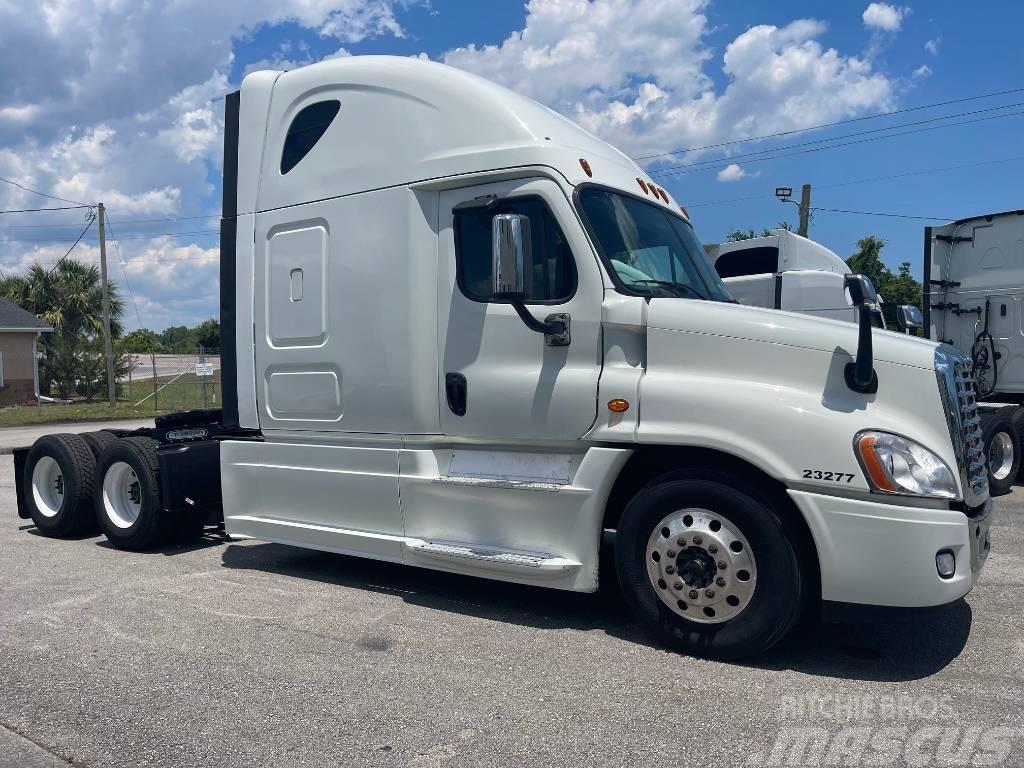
[651,109,1024,178]
[2,229,220,243]
[0,213,218,231]
[0,204,92,214]
[810,206,953,221]
[47,212,97,273]
[684,155,1024,208]
[0,176,92,206]
[103,217,146,330]
[633,86,1024,161]
[652,101,1024,174]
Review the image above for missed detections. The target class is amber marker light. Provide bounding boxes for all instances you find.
[579,158,593,177]
[856,433,897,493]
[608,399,630,413]
[636,177,649,194]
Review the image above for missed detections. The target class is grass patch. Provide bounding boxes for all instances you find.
[0,372,222,427]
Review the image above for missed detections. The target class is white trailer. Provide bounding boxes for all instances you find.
[924,210,1024,495]
[13,56,993,660]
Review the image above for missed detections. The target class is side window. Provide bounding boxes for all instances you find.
[714,246,779,278]
[280,100,341,175]
[454,197,577,303]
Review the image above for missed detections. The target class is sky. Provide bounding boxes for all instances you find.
[1,0,1022,330]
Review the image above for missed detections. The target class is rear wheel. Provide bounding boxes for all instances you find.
[615,469,806,660]
[95,437,171,550]
[23,434,96,537]
[82,430,118,459]
[981,408,1019,496]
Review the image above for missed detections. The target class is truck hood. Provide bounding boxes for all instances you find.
[646,299,940,370]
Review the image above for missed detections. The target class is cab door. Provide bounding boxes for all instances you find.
[437,177,604,441]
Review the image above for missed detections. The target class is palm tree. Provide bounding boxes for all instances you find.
[0,259,126,398]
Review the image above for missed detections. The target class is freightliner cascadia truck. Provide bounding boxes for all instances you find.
[12,57,993,660]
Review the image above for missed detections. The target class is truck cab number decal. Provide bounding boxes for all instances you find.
[802,470,856,483]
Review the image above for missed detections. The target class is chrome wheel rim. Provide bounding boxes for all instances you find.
[645,508,757,624]
[102,461,142,529]
[988,431,1015,481]
[31,456,64,518]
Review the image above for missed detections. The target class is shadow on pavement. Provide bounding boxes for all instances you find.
[221,535,971,682]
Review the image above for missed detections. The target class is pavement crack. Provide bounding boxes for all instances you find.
[0,721,89,767]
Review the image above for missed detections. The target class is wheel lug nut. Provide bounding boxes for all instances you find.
[704,589,715,599]
[688,589,699,600]
[707,544,718,554]
[665,565,675,575]
[676,538,686,547]
[693,535,703,545]
[673,581,684,590]
[666,549,676,558]
[716,577,726,587]
[717,561,727,570]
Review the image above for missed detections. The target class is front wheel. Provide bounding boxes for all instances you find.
[615,470,807,660]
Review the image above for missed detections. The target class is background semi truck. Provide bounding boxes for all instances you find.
[706,229,887,327]
[12,56,993,660]
[711,218,1024,497]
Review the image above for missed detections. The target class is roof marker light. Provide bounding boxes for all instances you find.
[658,187,669,203]
[636,178,649,194]
[579,158,592,177]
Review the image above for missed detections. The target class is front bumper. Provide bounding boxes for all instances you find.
[789,490,992,608]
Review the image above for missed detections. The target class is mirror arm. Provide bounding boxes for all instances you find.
[845,304,878,394]
[509,301,571,347]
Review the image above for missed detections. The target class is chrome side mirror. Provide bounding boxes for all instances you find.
[492,213,529,301]
[896,304,923,332]
[489,212,570,346]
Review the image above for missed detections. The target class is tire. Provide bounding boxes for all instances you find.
[94,437,171,550]
[82,430,118,459]
[22,433,97,537]
[615,469,806,660]
[981,408,1019,497]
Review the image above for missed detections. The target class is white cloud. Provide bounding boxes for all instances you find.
[444,1,895,162]
[862,3,910,32]
[716,164,746,182]
[912,64,932,79]
[0,1,415,329]
[925,37,940,55]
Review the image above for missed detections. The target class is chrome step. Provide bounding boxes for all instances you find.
[405,539,580,575]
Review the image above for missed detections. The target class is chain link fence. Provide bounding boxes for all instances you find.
[121,348,222,412]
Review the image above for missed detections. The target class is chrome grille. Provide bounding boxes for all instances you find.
[935,348,988,505]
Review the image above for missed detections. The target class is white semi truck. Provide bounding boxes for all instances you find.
[707,229,888,326]
[13,56,993,660]
[711,222,1024,497]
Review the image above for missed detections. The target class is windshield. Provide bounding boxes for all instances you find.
[577,187,733,301]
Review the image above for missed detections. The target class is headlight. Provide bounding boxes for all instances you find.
[854,431,960,499]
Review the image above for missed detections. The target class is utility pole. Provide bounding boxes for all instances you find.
[97,203,116,407]
[797,183,811,237]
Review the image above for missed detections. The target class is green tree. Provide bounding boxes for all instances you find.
[122,328,164,353]
[195,318,220,351]
[846,235,922,324]
[0,259,130,399]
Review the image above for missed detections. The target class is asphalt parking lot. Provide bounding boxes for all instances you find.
[2,454,1022,768]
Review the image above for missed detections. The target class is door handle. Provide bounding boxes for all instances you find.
[445,373,467,416]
